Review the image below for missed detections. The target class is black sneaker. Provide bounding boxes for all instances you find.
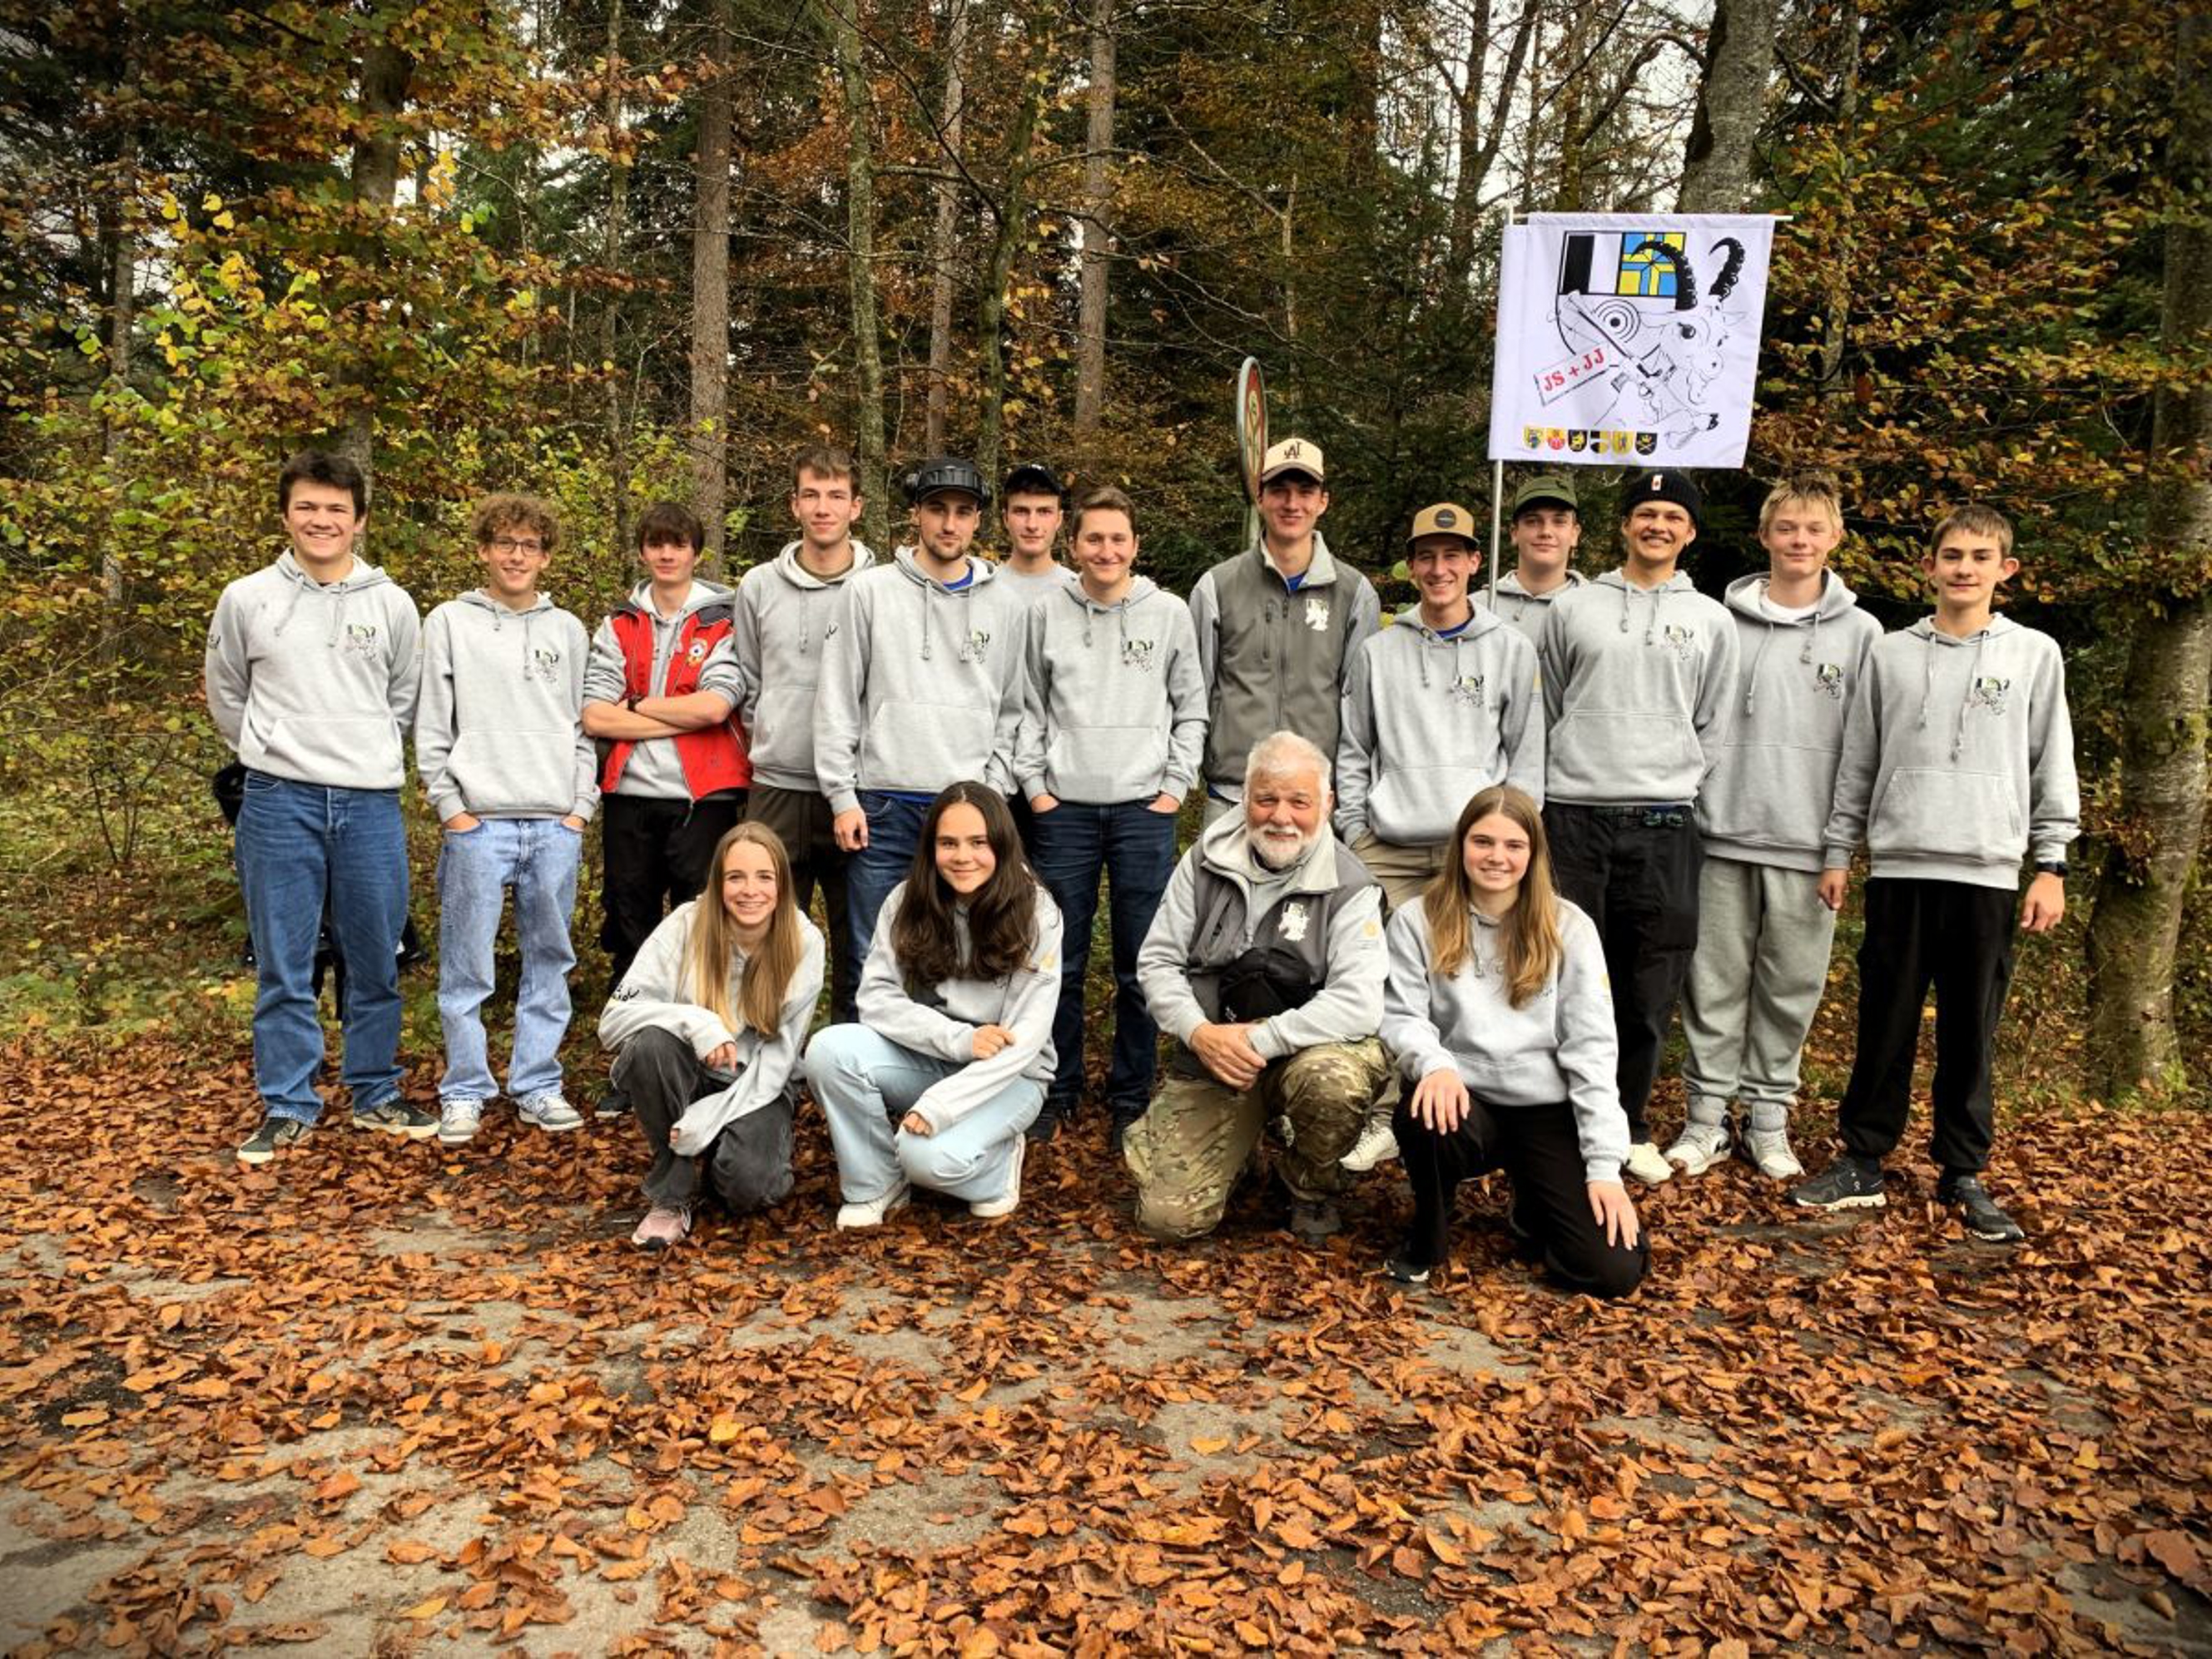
[1938,1173,2024,1244]
[1382,1255,1432,1286]
[1108,1109,1145,1156]
[595,1087,632,1122]
[237,1116,310,1166]
[351,1097,439,1140]
[1791,1156,1887,1211]
[1025,1100,1070,1143]
[1288,1197,1343,1242]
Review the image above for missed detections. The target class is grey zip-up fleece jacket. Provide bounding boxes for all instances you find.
[1379,898,1627,1186]
[1479,568,1588,638]
[734,540,876,791]
[581,579,746,800]
[599,902,826,1149]
[1822,615,2078,890]
[855,880,1063,1131]
[815,551,1026,814]
[416,591,598,823]
[1695,572,1883,871]
[205,552,422,790]
[1137,811,1386,1062]
[1189,533,1381,798]
[1536,569,1740,806]
[1013,577,1208,805]
[1336,606,1545,847]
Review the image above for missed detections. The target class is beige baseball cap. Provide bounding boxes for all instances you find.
[1259,438,1325,484]
[1407,503,1478,547]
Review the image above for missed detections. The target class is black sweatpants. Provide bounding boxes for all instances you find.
[1542,803,1703,1141]
[599,792,743,989]
[1838,877,2014,1174]
[744,783,856,1023]
[613,1027,794,1212]
[1393,1092,1647,1300]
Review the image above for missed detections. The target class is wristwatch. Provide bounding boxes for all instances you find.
[624,691,641,712]
[2035,860,2067,878]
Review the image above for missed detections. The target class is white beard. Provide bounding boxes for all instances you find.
[1249,826,1312,870]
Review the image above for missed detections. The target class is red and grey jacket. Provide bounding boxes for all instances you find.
[597,600,752,798]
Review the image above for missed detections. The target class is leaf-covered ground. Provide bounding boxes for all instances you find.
[1,1039,2207,1657]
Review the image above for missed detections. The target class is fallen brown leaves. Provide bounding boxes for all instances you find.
[0,1036,2205,1655]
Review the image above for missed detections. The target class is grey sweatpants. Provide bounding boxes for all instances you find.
[1679,855,1837,1131]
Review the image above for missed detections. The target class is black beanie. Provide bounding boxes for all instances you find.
[1624,468,1702,528]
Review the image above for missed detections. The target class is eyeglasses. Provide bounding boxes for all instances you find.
[489,537,545,554]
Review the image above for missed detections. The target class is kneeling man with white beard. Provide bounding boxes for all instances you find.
[1126,730,1391,1243]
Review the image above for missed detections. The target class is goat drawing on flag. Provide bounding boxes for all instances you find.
[1550,230,1748,445]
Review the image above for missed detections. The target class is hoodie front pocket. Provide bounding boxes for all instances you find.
[861,699,995,791]
[1698,741,1838,849]
[1868,767,2021,859]
[446,730,575,815]
[1547,711,1699,798]
[1047,724,1156,801]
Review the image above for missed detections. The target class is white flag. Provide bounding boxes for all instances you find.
[1488,213,1778,470]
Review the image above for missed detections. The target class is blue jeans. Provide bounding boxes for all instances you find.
[805,1024,1043,1205]
[846,791,932,966]
[436,817,583,1103]
[1029,800,1179,1114]
[235,772,408,1123]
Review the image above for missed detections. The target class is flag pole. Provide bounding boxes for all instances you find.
[1489,201,1518,606]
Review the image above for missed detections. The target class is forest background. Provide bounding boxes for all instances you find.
[0,0,2206,1105]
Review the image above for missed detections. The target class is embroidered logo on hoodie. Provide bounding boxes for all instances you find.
[531,645,563,684]
[1279,902,1310,943]
[343,622,379,656]
[1814,661,1846,701]
[1660,622,1697,661]
[957,628,992,665]
[1971,675,2011,715]
[1121,637,1157,671]
[1449,671,1487,706]
[1304,596,1331,632]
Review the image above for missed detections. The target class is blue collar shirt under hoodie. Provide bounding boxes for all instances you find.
[416,590,598,823]
[599,904,826,1146]
[813,550,1027,815]
[1535,568,1740,806]
[1379,898,1627,1186]
[1012,577,1208,805]
[1335,605,1546,848]
[204,552,423,790]
[1822,615,2078,891]
[1479,568,1588,638]
[733,539,876,791]
[580,578,746,800]
[854,880,1063,1132]
[1693,572,1883,871]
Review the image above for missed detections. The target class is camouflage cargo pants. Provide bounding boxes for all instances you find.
[1122,1038,1391,1241]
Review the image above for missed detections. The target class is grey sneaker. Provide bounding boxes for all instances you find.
[353,1097,438,1140]
[1663,1122,1731,1176]
[970,1137,1024,1219]
[1623,1141,1674,1186]
[517,1092,583,1133]
[631,1204,692,1250]
[438,1098,485,1146]
[237,1116,310,1166]
[1792,1156,1887,1211]
[1938,1173,2023,1244]
[1340,1119,1401,1172]
[1743,1127,1803,1181]
[1288,1197,1342,1243]
[836,1181,911,1230]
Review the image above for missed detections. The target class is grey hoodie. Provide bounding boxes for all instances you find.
[1823,615,2077,890]
[582,578,746,800]
[854,880,1063,1131]
[1694,572,1883,871]
[1479,567,1588,638]
[205,552,422,790]
[814,550,1026,815]
[1336,606,1545,847]
[1013,577,1208,805]
[599,902,826,1146]
[416,591,598,823]
[1379,898,1626,1185]
[734,539,876,791]
[1536,569,1739,806]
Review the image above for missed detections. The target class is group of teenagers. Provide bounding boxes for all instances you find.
[206,433,2076,1298]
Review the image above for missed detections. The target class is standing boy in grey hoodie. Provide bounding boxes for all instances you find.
[817,457,1026,968]
[736,444,875,1020]
[416,494,597,1146]
[581,502,750,1117]
[1536,468,1738,1187]
[1015,485,1208,1147]
[1666,473,1882,1181]
[1793,505,2076,1245]
[1480,473,1589,636]
[209,449,427,1166]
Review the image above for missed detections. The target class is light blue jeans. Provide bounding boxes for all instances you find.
[804,1024,1043,1206]
[436,817,583,1103]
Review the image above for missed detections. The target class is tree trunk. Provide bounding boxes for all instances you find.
[1071,0,1114,453]
[823,0,888,547]
[1817,0,1859,395]
[690,0,733,559]
[2086,7,2212,1102]
[341,38,414,483]
[603,0,632,562]
[100,141,135,620]
[975,4,1049,487]
[1446,0,1537,278]
[925,0,968,453]
[1677,0,1778,212]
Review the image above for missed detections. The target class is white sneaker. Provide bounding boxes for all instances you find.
[836,1180,911,1230]
[1624,1141,1674,1186]
[1663,1122,1730,1176]
[1341,1120,1400,1173]
[438,1098,484,1146]
[517,1092,583,1133]
[970,1138,1024,1219]
[1743,1128,1804,1181]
